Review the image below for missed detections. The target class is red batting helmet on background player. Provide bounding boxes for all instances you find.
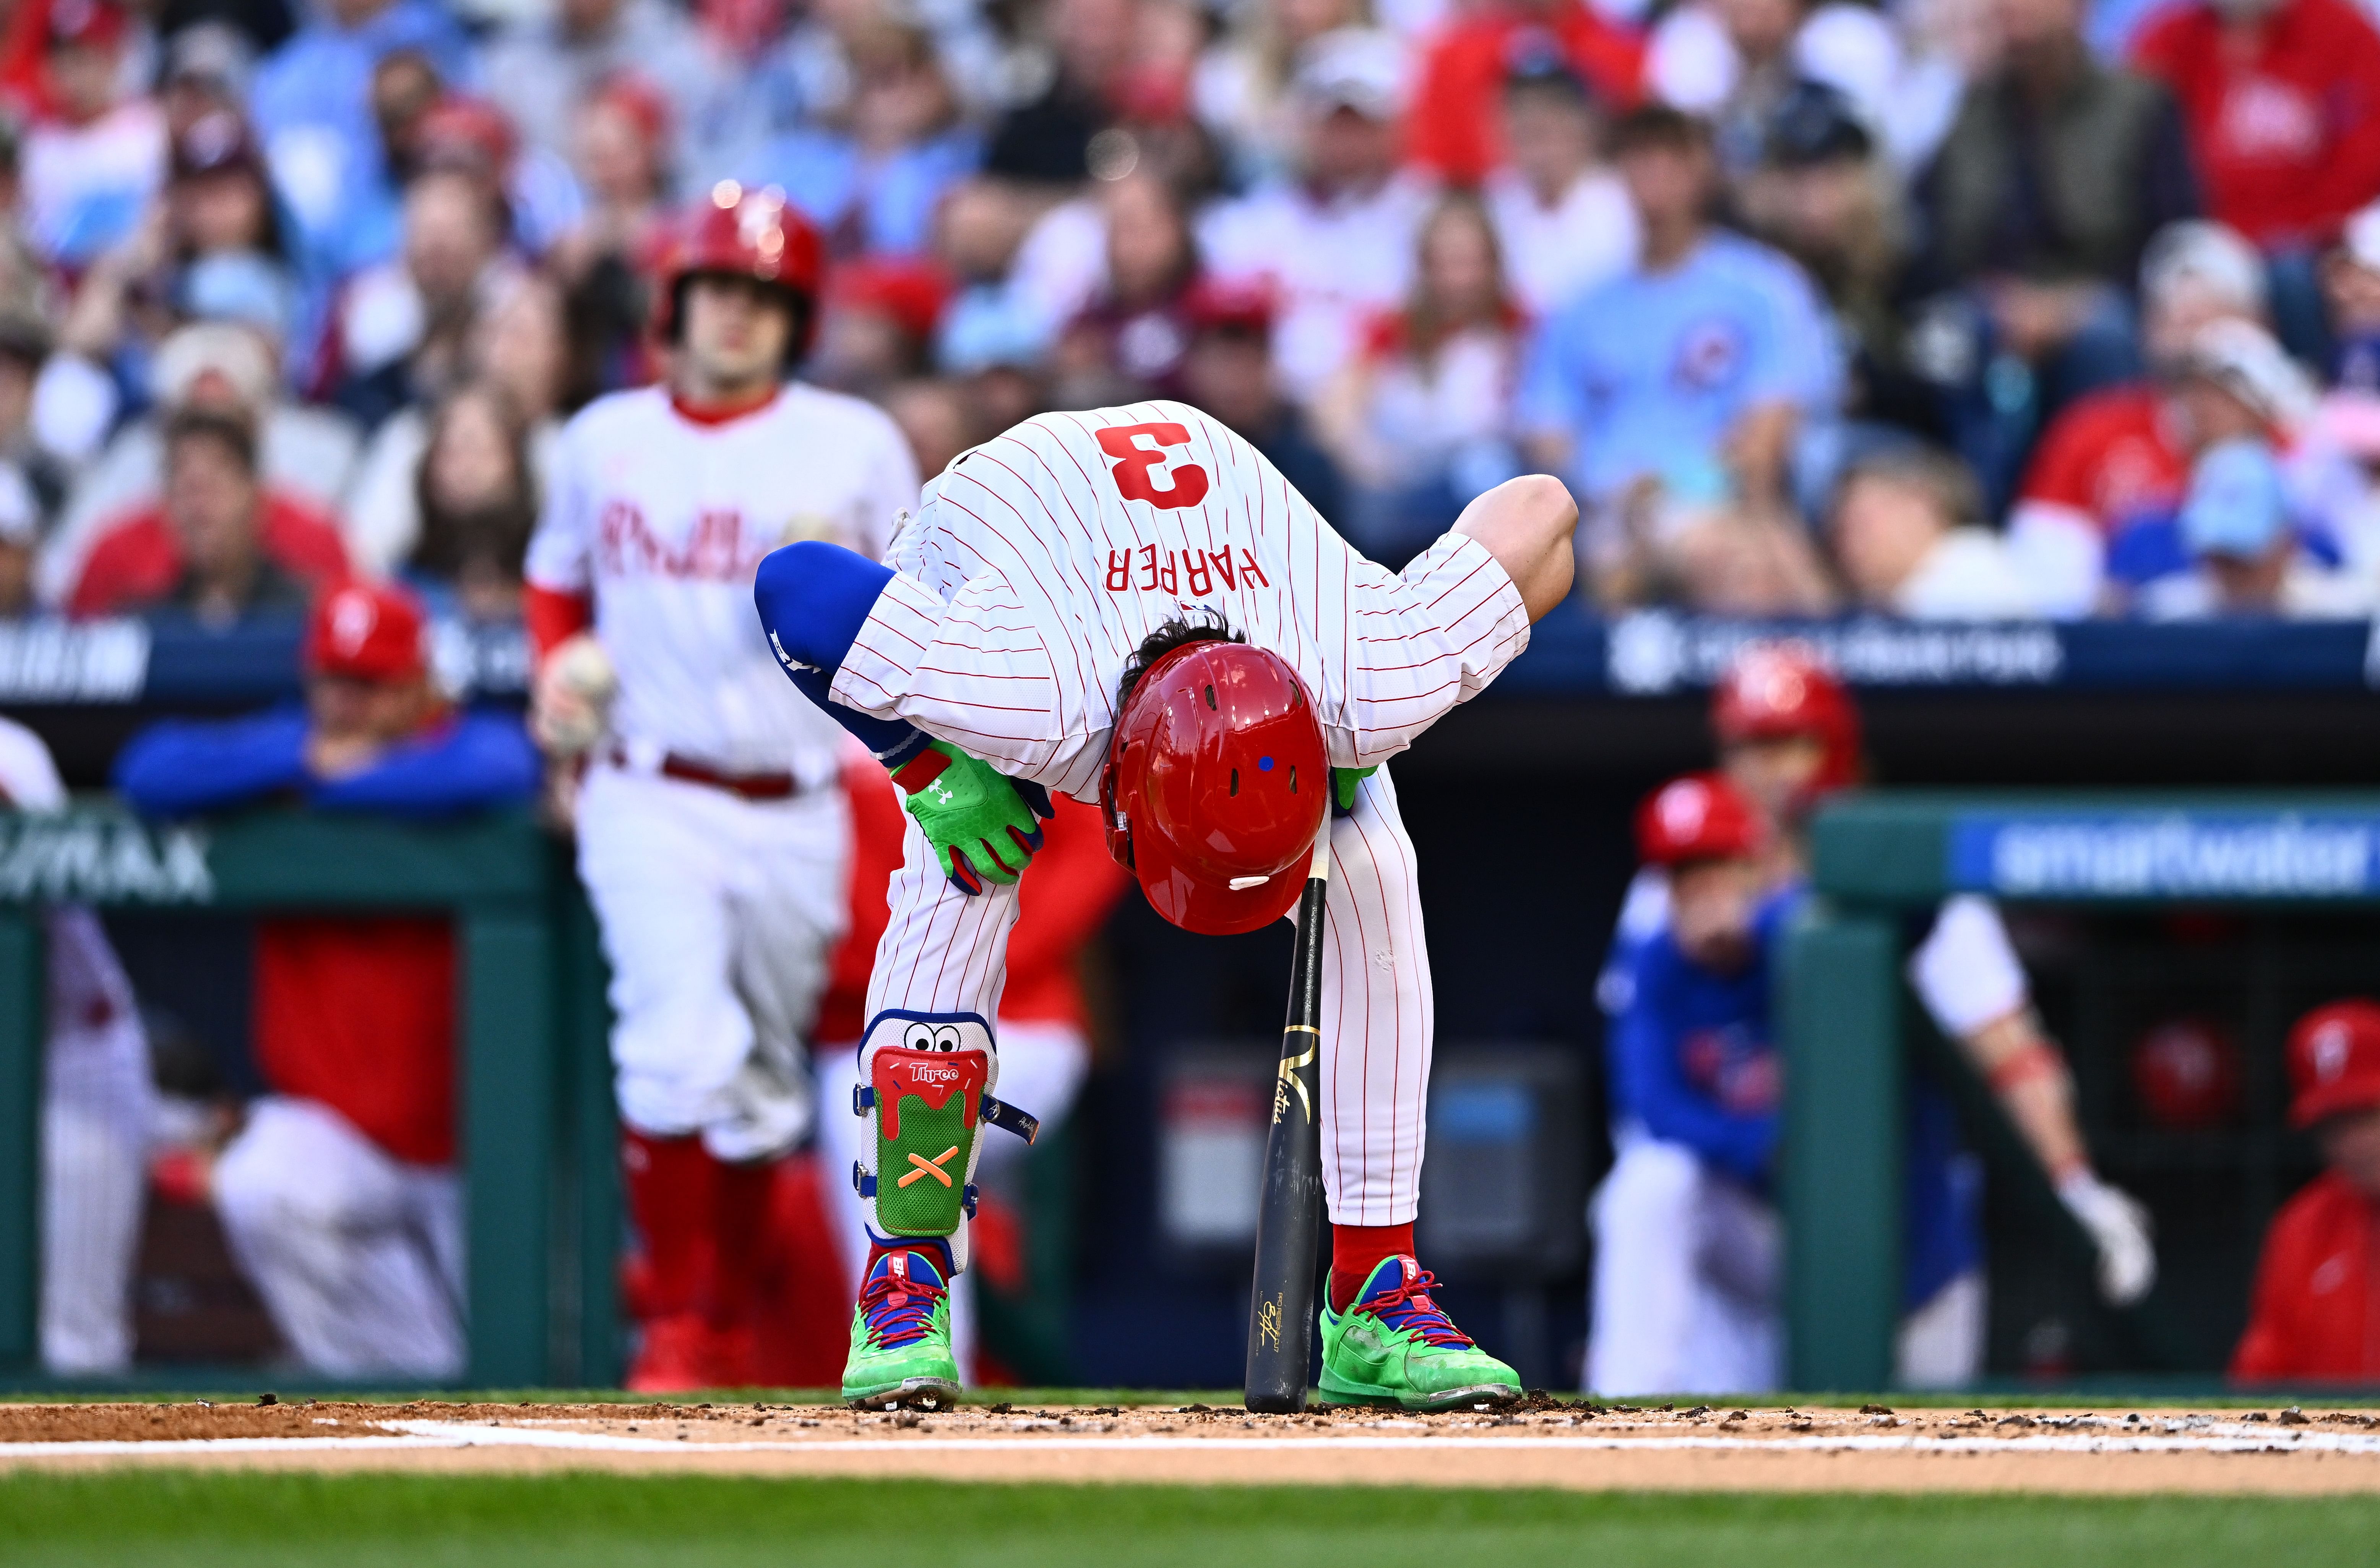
[1711,644,1863,802]
[1635,773,1765,868]
[1101,631,1328,936]
[652,181,826,363]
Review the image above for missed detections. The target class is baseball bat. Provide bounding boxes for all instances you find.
[1245,832,1332,1415]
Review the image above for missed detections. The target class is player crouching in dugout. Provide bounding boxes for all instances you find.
[2233,1001,2380,1385]
[114,582,539,1377]
[1593,771,1998,1394]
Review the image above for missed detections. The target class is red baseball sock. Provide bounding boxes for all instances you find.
[1329,1223,1414,1313]
[705,1155,776,1329]
[622,1129,709,1320]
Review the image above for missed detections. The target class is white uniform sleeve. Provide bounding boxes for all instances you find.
[523,417,593,594]
[1345,532,1532,764]
[1597,867,1672,1017]
[0,717,67,811]
[1908,894,2029,1039]
[828,566,1064,775]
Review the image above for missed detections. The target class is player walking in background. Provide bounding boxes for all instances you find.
[754,398,1579,1409]
[0,717,153,1375]
[1593,645,2156,1392]
[522,183,919,1391]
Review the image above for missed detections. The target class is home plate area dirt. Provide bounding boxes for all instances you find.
[5,1398,2380,1494]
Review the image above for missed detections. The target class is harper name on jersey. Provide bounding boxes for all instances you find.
[526,383,921,784]
[825,401,1531,802]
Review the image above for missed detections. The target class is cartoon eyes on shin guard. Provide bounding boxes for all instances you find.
[902,1023,964,1053]
[852,1011,1038,1273]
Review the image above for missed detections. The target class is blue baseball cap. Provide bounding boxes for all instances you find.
[2179,438,2288,560]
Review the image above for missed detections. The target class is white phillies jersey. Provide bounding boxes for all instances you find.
[828,400,1531,801]
[527,383,919,782]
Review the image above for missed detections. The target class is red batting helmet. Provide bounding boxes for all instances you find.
[2130,1017,2243,1130]
[2288,1000,2380,1129]
[1711,644,1863,800]
[652,182,826,362]
[1100,635,1328,936]
[1635,773,1764,868]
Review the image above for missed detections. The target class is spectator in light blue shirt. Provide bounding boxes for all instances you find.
[750,18,980,262]
[1518,105,1841,605]
[249,0,479,273]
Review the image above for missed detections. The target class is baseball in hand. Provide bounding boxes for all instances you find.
[532,634,618,756]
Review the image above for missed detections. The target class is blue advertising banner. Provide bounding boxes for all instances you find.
[1948,811,2380,898]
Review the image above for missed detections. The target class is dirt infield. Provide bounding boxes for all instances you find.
[4,1399,2380,1495]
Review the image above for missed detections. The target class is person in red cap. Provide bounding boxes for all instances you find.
[1597,643,2157,1387]
[110,581,538,1378]
[2232,1000,2380,1383]
[522,183,918,1391]
[1589,770,1794,1393]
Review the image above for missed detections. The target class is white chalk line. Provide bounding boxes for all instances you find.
[2,1420,2376,1461]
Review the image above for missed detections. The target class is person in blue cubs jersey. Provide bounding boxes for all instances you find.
[1589,771,1798,1395]
[1592,769,1994,1397]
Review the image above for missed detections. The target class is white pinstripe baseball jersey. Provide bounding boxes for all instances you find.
[828,400,1532,802]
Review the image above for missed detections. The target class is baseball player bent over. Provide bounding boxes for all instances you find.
[524,184,920,1390]
[754,399,1578,1409]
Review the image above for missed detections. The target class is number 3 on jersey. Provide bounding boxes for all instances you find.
[1097,422,1210,509]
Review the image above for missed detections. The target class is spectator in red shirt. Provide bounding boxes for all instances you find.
[2006,226,2280,614]
[67,408,350,623]
[2133,0,2380,361]
[112,581,540,1377]
[1406,0,1644,185]
[2133,0,2380,254]
[2232,999,2380,1385]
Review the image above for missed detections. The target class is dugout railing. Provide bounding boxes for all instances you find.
[0,804,623,1390]
[1782,790,2380,1390]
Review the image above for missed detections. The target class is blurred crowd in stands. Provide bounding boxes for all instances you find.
[0,0,2377,632]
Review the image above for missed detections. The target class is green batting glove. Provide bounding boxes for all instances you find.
[1331,765,1377,817]
[890,742,1047,895]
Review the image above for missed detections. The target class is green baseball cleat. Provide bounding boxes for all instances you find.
[841,1247,962,1409]
[1318,1255,1522,1411]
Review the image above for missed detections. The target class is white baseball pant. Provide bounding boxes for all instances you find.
[1587,1133,1988,1394]
[1588,1133,1783,1397]
[865,766,1430,1236]
[41,907,153,1375]
[213,1097,464,1379]
[819,1019,1090,1368]
[576,765,849,1161]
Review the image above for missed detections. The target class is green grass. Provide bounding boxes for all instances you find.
[0,1475,2375,1567]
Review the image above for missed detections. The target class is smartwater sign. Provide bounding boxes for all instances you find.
[1949,812,2380,898]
